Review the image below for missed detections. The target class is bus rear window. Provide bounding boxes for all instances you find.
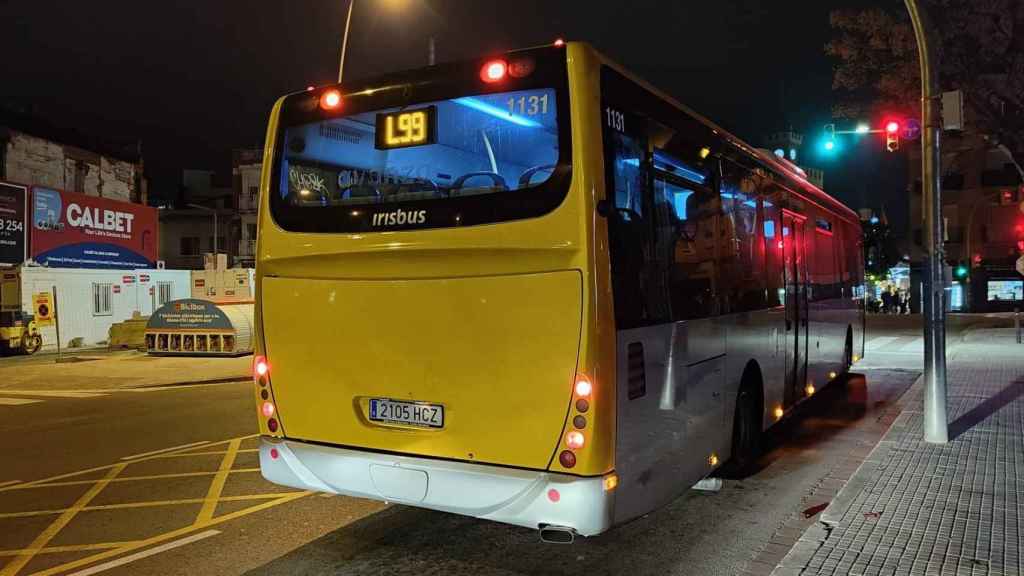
[272,83,569,232]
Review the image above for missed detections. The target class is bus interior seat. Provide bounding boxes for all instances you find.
[449,172,508,197]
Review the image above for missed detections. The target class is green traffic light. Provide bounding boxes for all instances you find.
[955,266,968,278]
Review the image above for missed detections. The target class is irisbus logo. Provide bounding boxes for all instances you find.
[371,209,426,227]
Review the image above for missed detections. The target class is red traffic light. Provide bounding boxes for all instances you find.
[885,121,900,134]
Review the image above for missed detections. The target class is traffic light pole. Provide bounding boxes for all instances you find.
[906,0,949,444]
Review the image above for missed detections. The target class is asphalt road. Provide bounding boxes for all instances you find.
[0,317,936,576]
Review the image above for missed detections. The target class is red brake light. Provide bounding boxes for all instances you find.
[320,89,342,110]
[480,60,507,83]
[553,38,565,47]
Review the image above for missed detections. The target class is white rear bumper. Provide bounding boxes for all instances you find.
[259,437,615,536]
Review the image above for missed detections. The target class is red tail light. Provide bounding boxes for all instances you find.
[320,89,342,110]
[480,59,507,83]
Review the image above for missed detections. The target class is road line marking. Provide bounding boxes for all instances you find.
[195,438,241,524]
[0,435,258,493]
[0,390,104,398]
[32,492,310,576]
[0,492,308,519]
[0,481,20,488]
[22,468,261,489]
[64,530,221,576]
[0,463,125,576]
[0,398,43,406]
[150,448,259,458]
[0,542,141,558]
[120,441,210,460]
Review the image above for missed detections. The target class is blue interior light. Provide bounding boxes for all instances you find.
[452,97,541,128]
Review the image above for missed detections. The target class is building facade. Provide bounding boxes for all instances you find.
[233,149,262,268]
[158,168,237,270]
[907,96,1024,312]
[1,126,144,205]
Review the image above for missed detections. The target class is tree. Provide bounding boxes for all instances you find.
[825,1,1024,168]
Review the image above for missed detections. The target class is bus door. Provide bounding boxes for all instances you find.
[782,212,808,406]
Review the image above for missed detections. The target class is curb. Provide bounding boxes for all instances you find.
[131,376,251,389]
[764,373,922,576]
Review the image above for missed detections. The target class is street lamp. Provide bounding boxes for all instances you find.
[337,0,416,83]
[855,123,870,134]
[187,204,218,256]
[905,0,948,444]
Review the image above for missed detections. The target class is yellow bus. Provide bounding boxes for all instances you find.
[254,42,864,542]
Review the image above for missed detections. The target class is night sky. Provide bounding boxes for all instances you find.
[1,0,904,228]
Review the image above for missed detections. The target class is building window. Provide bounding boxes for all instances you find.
[180,237,201,256]
[248,185,258,204]
[92,283,113,316]
[246,223,257,241]
[208,236,226,252]
[157,282,173,306]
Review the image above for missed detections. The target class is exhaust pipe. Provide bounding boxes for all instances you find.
[538,525,576,544]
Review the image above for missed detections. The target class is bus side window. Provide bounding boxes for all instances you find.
[720,160,767,313]
[652,160,720,322]
[604,124,650,329]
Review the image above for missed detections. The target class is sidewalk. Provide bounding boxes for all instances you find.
[772,329,1024,575]
[0,350,251,391]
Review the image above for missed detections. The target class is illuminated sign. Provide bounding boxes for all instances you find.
[30,187,157,269]
[0,182,27,267]
[375,106,436,150]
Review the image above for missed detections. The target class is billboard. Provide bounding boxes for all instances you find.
[0,182,27,267]
[30,187,157,269]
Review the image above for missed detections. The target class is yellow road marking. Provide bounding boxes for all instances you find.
[0,434,260,493]
[0,464,125,576]
[120,441,210,460]
[19,469,260,489]
[31,492,310,576]
[0,542,140,558]
[195,438,241,525]
[0,492,306,519]
[150,448,259,459]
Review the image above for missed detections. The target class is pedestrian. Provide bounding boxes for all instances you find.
[880,287,893,314]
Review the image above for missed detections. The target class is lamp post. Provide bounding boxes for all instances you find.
[338,0,355,83]
[905,0,949,443]
[187,203,218,256]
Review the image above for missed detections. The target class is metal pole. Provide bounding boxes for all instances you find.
[52,285,61,363]
[906,0,948,443]
[428,36,435,66]
[338,0,355,83]
[213,211,218,255]
[1016,308,1021,344]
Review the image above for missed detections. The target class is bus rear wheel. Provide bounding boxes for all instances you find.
[722,383,761,477]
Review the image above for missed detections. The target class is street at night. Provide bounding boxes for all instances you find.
[3,1,1024,575]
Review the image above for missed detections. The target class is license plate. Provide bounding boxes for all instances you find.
[369,398,444,429]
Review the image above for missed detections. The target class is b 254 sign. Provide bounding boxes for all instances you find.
[0,182,27,267]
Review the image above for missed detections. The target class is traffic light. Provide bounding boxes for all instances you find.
[885,121,900,152]
[955,265,968,279]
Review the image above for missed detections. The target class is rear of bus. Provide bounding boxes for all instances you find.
[254,44,617,537]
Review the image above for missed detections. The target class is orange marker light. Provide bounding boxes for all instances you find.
[773,406,784,420]
[480,59,507,83]
[603,474,619,491]
[320,89,342,110]
[566,431,585,449]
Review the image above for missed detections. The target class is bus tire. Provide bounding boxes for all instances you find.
[721,374,762,477]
